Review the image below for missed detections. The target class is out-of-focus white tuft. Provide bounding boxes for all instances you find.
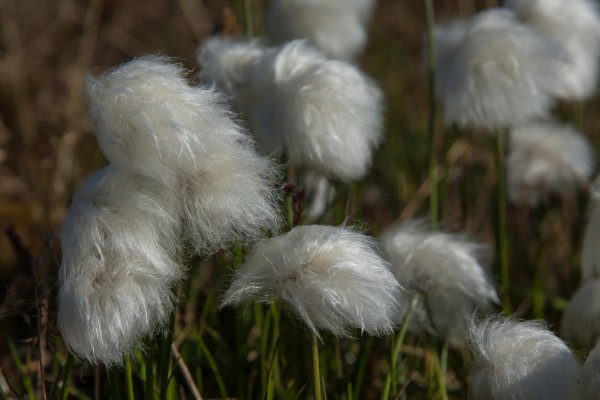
[507,121,595,206]
[505,0,600,100]
[469,317,581,400]
[433,20,468,99]
[582,177,600,280]
[251,40,385,181]
[58,166,181,365]
[438,8,568,129]
[561,279,600,349]
[85,55,246,184]
[266,0,376,61]
[221,225,403,338]
[197,37,265,115]
[380,221,498,342]
[181,146,282,255]
[582,341,600,400]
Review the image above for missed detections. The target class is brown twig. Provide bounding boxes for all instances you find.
[171,342,203,400]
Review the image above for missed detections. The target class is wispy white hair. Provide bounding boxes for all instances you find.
[469,317,581,400]
[266,0,375,61]
[507,121,595,206]
[561,279,600,349]
[58,166,181,365]
[380,221,498,342]
[582,177,600,280]
[582,341,600,400]
[251,40,385,181]
[85,55,247,184]
[221,225,403,338]
[301,171,336,223]
[181,146,282,254]
[440,8,568,129]
[505,0,600,100]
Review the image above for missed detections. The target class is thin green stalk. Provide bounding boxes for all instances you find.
[573,101,584,130]
[243,0,254,36]
[266,303,280,400]
[438,342,449,400]
[198,337,228,398]
[159,313,176,400]
[495,129,512,313]
[110,368,121,400]
[425,0,439,228]
[6,337,35,400]
[125,356,135,400]
[145,348,155,400]
[260,308,272,398]
[59,353,75,400]
[353,337,373,400]
[312,334,322,400]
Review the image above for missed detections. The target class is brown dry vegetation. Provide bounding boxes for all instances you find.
[1,0,600,399]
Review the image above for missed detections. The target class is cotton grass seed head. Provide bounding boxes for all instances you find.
[507,121,594,206]
[266,0,375,61]
[561,279,600,349]
[221,225,402,338]
[582,341,600,400]
[582,177,600,281]
[440,8,568,129]
[380,221,498,342]
[505,0,600,100]
[251,40,385,181]
[85,55,246,184]
[469,317,581,400]
[180,145,282,255]
[58,166,181,365]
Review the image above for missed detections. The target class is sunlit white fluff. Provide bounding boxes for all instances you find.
[380,221,498,342]
[85,55,246,184]
[470,317,581,400]
[561,279,600,349]
[221,225,402,338]
[505,0,600,100]
[58,166,181,365]
[251,40,385,181]
[301,172,336,223]
[440,8,568,129]
[507,121,594,206]
[266,0,375,61]
[181,146,282,254]
[582,341,600,400]
[582,177,600,280]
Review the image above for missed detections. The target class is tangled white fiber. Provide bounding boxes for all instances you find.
[469,317,581,400]
[561,279,600,349]
[58,166,181,365]
[380,221,498,342]
[221,225,403,338]
[439,8,568,130]
[582,341,600,400]
[507,121,595,206]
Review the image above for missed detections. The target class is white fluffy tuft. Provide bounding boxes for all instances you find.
[582,177,600,280]
[180,146,282,254]
[507,121,595,206]
[505,0,600,100]
[582,341,600,400]
[251,40,385,181]
[85,55,246,184]
[266,0,375,61]
[561,279,600,349]
[58,166,182,365]
[469,317,581,400]
[221,225,403,338]
[439,8,568,129]
[380,221,498,342]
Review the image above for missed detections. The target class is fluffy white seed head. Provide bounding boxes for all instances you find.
[582,341,600,400]
[266,0,375,61]
[505,0,600,100]
[561,279,600,349]
[86,55,247,184]
[58,166,182,365]
[251,40,385,181]
[440,8,568,129]
[221,225,403,338]
[582,177,600,280]
[507,121,595,206]
[181,145,282,255]
[469,317,581,400]
[380,221,498,342]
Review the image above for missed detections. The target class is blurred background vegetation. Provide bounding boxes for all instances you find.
[1,0,600,398]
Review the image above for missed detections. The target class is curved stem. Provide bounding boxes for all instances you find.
[312,334,322,400]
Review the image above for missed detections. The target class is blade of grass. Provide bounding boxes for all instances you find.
[312,334,322,400]
[425,0,439,228]
[495,129,512,314]
[171,343,203,400]
[59,353,75,400]
[124,355,135,400]
[198,337,228,398]
[6,337,35,400]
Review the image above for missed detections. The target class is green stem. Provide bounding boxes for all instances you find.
[59,353,75,400]
[438,342,449,400]
[159,313,176,400]
[425,0,439,228]
[125,356,135,400]
[110,368,121,400]
[312,334,322,400]
[495,129,512,314]
[243,0,254,36]
[145,348,154,400]
[574,102,584,130]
